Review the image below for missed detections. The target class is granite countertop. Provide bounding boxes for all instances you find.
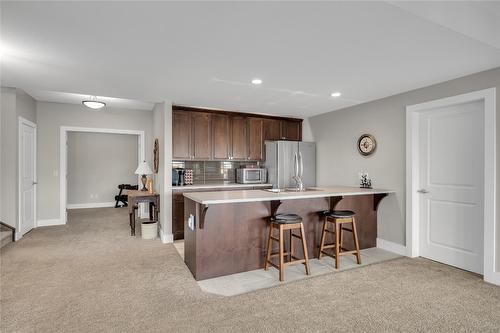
[171,183,272,191]
[183,186,394,204]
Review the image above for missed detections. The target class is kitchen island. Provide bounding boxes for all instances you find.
[183,186,393,280]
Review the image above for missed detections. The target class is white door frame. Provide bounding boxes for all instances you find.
[406,88,497,285]
[60,126,145,224]
[18,117,37,240]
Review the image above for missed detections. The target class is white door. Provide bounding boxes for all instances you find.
[19,119,36,236]
[418,100,484,274]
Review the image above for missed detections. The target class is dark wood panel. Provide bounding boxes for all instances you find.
[172,111,191,159]
[211,114,230,160]
[192,112,212,160]
[184,195,379,280]
[280,120,301,141]
[173,105,302,123]
[230,116,248,160]
[263,118,281,141]
[248,117,263,161]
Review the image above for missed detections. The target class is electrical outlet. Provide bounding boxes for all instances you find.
[90,194,94,199]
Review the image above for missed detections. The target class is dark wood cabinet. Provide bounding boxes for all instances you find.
[263,118,282,141]
[248,118,264,161]
[230,116,248,160]
[172,111,192,159]
[172,193,185,240]
[173,106,302,162]
[280,120,301,141]
[191,113,212,160]
[211,114,230,160]
[173,110,212,160]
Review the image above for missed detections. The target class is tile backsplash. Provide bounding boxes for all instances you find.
[172,161,260,184]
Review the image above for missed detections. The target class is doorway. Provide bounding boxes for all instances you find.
[59,127,145,224]
[18,117,37,237]
[406,88,497,284]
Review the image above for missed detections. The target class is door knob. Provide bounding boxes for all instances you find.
[417,189,429,193]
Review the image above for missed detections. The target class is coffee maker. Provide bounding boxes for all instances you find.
[172,168,185,186]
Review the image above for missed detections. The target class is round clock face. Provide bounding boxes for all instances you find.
[357,134,376,156]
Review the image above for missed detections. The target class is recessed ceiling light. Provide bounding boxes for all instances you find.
[331,92,342,97]
[251,78,262,85]
[82,96,106,109]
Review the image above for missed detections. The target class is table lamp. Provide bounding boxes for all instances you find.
[135,160,153,191]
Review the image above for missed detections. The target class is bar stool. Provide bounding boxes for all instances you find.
[264,213,310,281]
[318,210,361,269]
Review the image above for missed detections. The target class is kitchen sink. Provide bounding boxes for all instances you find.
[263,188,321,193]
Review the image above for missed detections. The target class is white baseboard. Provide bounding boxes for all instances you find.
[161,232,173,244]
[376,238,407,256]
[37,219,64,227]
[67,202,116,209]
[485,272,500,287]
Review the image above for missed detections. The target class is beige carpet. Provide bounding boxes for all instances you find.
[1,208,499,332]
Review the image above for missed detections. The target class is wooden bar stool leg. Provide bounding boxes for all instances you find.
[334,220,340,269]
[300,223,310,275]
[351,217,361,265]
[264,224,273,270]
[339,223,344,251]
[318,216,327,259]
[289,229,294,262]
[279,225,285,282]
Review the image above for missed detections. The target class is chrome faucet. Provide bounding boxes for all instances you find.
[293,151,305,191]
[293,175,305,191]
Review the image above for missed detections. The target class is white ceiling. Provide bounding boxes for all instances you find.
[25,90,155,111]
[1,1,499,117]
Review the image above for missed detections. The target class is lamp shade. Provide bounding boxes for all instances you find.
[135,161,153,175]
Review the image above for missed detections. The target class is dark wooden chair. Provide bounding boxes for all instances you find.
[114,184,138,208]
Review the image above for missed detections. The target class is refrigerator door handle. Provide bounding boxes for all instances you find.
[293,152,298,178]
[299,152,304,178]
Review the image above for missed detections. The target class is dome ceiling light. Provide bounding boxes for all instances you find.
[82,96,106,109]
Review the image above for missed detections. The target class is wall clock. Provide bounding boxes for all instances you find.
[153,138,159,173]
[357,134,376,156]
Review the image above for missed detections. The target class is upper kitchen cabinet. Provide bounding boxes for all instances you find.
[172,111,192,159]
[172,110,212,160]
[280,119,302,141]
[230,116,248,160]
[248,118,264,161]
[192,112,212,159]
[263,118,281,141]
[211,113,230,160]
[172,106,302,161]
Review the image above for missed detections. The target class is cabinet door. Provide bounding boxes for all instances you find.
[280,120,301,141]
[230,116,249,160]
[192,112,212,160]
[172,111,192,159]
[248,118,264,161]
[211,114,230,160]
[172,194,185,240]
[263,119,281,141]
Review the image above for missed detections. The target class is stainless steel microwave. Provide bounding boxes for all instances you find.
[236,168,267,184]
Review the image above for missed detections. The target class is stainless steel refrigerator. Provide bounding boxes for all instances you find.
[264,141,316,189]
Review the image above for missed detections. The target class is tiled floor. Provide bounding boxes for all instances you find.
[173,241,401,296]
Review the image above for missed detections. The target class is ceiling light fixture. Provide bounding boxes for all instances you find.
[330,92,342,97]
[251,78,262,85]
[82,96,106,109]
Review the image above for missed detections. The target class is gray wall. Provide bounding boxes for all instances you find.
[67,132,138,206]
[309,67,500,268]
[0,87,36,228]
[36,102,153,220]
